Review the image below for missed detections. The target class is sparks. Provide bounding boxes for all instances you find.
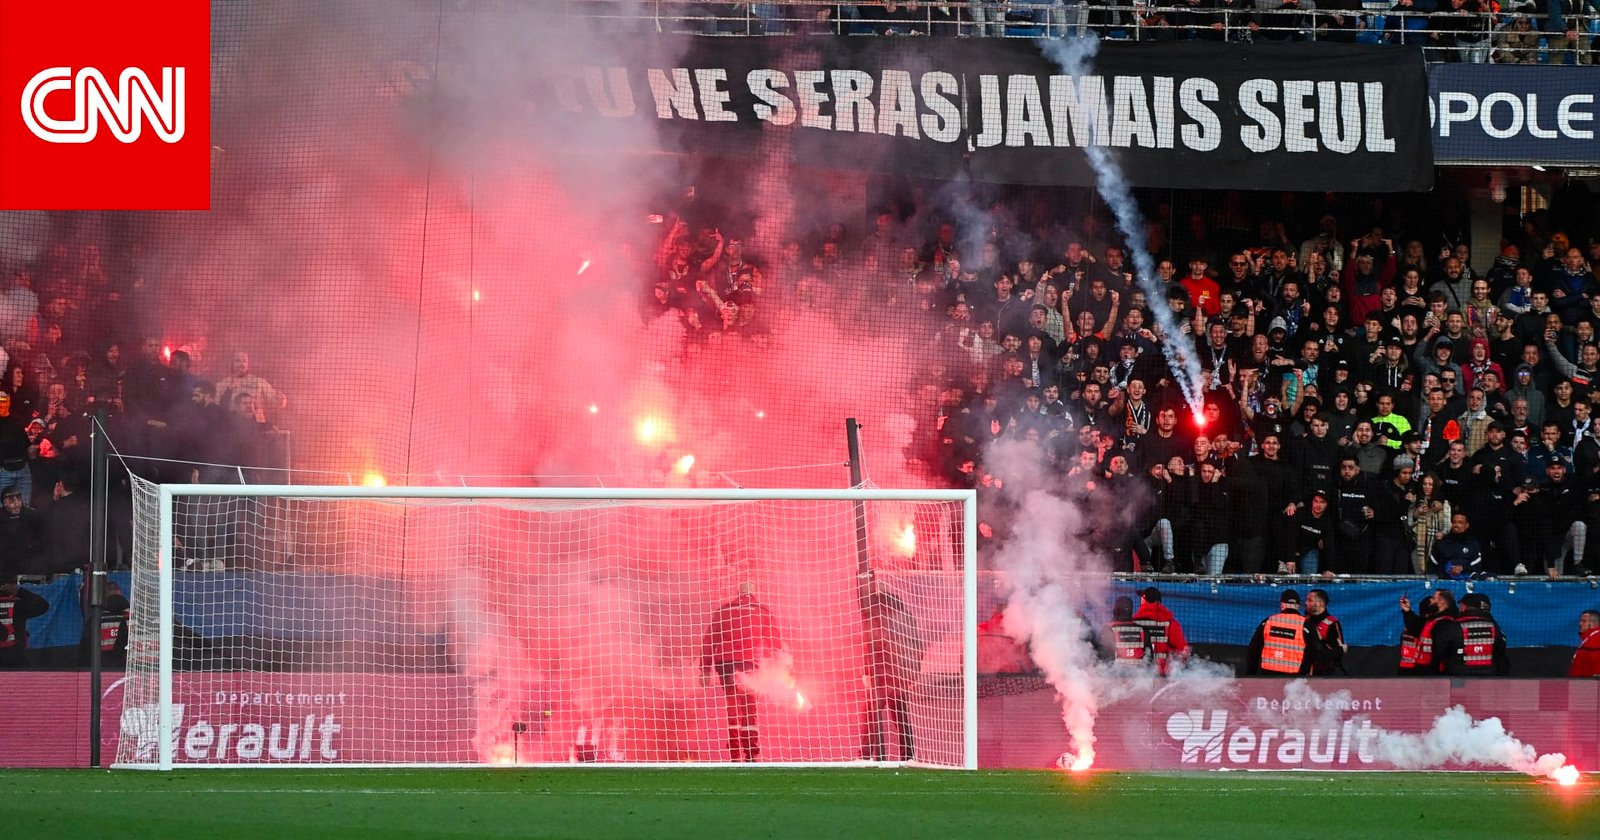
[162,345,172,362]
[361,472,387,488]
[673,454,695,475]
[577,259,591,276]
[472,289,480,302]
[1553,765,1580,786]
[755,410,765,419]
[794,691,809,712]
[588,403,599,414]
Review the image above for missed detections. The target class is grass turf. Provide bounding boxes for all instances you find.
[5,768,1595,838]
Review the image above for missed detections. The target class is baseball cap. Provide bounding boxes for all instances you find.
[1280,589,1301,606]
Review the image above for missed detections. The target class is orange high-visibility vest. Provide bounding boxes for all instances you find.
[1260,613,1307,674]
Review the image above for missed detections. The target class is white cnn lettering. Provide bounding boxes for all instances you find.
[22,66,186,144]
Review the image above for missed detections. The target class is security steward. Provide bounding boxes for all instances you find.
[700,582,782,762]
[1434,592,1510,675]
[1399,588,1458,674]
[0,580,49,668]
[1246,590,1312,675]
[1105,596,1154,670]
[1303,588,1347,675]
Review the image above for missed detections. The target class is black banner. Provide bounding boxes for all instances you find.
[532,38,1435,192]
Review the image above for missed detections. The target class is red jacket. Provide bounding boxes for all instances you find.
[1571,627,1600,678]
[1132,602,1188,674]
[700,594,781,670]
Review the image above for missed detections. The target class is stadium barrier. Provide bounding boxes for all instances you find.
[3,671,1595,769]
[14,571,1597,652]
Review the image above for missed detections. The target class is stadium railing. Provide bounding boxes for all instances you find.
[548,1,1600,65]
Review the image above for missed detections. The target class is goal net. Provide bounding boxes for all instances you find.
[114,477,977,769]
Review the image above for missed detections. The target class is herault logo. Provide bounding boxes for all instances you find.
[1164,708,1380,767]
[0,0,209,209]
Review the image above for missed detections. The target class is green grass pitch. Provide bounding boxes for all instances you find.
[5,768,1594,838]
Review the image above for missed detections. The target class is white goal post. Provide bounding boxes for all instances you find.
[115,480,978,770]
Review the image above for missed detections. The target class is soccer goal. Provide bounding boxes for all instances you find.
[114,478,978,769]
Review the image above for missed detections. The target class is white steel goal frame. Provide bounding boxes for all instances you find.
[118,484,979,770]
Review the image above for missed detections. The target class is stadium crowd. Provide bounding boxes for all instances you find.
[0,254,289,584]
[648,182,1600,582]
[660,1,1600,65]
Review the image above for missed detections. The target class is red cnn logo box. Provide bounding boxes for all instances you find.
[0,0,210,210]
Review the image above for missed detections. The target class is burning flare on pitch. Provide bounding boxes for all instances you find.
[1552,765,1580,786]
[1057,750,1095,772]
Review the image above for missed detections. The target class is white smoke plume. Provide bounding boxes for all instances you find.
[1036,37,1207,419]
[1277,680,1575,778]
[735,651,810,713]
[982,438,1107,768]
[1373,705,1570,777]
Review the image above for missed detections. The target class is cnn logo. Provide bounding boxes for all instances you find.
[0,0,208,210]
[21,66,186,144]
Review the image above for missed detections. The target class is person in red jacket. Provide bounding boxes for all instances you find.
[701,582,782,761]
[1571,610,1600,678]
[1132,587,1188,675]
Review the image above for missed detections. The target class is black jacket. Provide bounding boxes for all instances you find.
[0,585,49,667]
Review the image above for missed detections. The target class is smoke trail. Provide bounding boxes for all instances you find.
[1281,681,1577,779]
[1037,37,1206,421]
[983,438,1108,768]
[1373,705,1572,777]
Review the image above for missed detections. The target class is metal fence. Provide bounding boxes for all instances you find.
[546,1,1600,64]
